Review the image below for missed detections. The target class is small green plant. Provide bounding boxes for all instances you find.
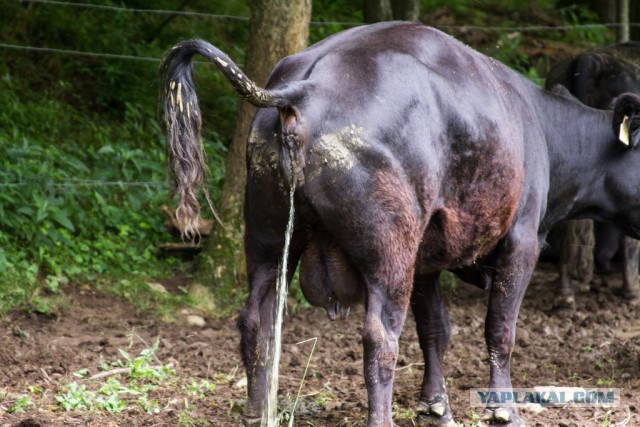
[183,379,217,398]
[581,344,593,352]
[595,357,616,387]
[5,394,33,413]
[178,408,211,426]
[116,339,174,382]
[54,339,175,414]
[55,382,96,411]
[392,402,416,420]
[464,409,484,427]
[136,394,161,415]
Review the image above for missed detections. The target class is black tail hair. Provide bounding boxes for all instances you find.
[159,39,301,238]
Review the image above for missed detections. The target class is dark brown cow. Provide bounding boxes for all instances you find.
[160,22,640,426]
[545,42,640,310]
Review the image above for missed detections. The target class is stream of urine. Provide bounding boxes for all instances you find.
[264,175,296,426]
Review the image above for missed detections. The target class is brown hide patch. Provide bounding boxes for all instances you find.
[368,168,422,305]
[418,124,524,272]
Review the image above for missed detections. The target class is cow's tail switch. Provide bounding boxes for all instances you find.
[160,39,302,238]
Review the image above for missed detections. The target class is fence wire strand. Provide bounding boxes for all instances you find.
[0,180,169,188]
[6,0,639,30]
[1,0,637,63]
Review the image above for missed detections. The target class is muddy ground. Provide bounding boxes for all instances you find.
[1,262,639,427]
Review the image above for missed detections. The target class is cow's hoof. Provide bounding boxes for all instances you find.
[551,294,575,314]
[621,289,640,302]
[242,416,261,427]
[415,399,455,426]
[481,407,525,426]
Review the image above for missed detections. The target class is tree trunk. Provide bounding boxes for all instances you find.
[363,0,392,23]
[192,0,312,307]
[618,0,630,42]
[631,0,639,41]
[391,0,420,21]
[364,0,420,24]
[594,0,631,41]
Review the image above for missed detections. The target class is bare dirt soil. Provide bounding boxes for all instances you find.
[1,263,639,427]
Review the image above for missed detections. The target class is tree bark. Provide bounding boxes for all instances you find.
[631,1,639,41]
[363,0,392,23]
[193,0,312,304]
[391,0,420,21]
[618,0,630,42]
[364,0,420,23]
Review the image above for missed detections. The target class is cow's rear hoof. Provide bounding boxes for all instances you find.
[481,407,525,426]
[415,399,455,426]
[242,416,261,427]
[621,289,640,302]
[551,294,575,314]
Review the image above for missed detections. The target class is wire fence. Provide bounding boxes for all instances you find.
[4,0,362,26]
[2,0,635,65]
[0,0,634,189]
[6,0,640,30]
[0,42,162,62]
[0,180,168,188]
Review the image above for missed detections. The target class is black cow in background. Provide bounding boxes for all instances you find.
[161,22,640,427]
[545,42,640,310]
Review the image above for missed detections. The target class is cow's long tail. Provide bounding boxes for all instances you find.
[160,39,300,238]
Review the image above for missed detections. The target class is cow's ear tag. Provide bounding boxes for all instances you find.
[619,115,630,145]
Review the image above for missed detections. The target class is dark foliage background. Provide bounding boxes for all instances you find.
[0,0,619,314]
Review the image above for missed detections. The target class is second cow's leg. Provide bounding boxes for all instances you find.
[553,220,594,311]
[622,236,640,300]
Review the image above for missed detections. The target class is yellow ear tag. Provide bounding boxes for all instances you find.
[619,115,630,145]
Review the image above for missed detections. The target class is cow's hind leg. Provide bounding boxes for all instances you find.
[237,263,279,426]
[363,275,413,427]
[411,273,455,427]
[347,172,421,426]
[238,241,304,425]
[359,230,418,427]
[483,223,539,427]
